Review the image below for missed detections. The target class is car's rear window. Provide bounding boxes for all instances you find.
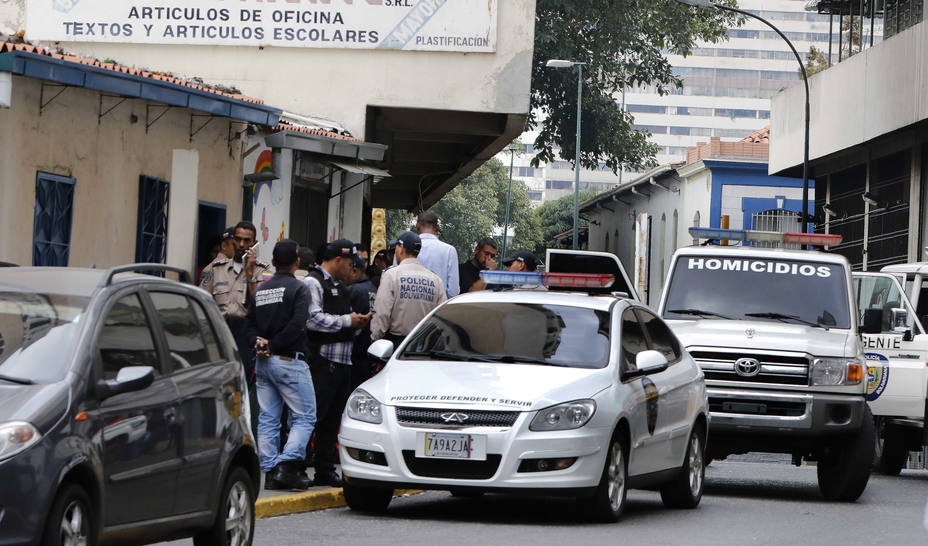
[398,302,612,369]
[0,293,89,384]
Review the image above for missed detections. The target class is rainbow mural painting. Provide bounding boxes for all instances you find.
[252,149,274,207]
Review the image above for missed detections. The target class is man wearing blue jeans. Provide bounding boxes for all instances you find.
[246,239,315,490]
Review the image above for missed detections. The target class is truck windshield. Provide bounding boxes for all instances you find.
[398,302,611,369]
[0,293,89,384]
[662,256,851,329]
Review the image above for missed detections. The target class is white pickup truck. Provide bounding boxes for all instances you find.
[854,264,928,475]
[658,228,873,502]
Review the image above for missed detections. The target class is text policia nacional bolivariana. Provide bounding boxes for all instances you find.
[63,7,380,44]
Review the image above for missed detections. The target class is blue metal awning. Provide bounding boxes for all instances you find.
[0,51,281,125]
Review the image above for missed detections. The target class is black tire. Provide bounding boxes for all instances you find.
[194,467,255,546]
[660,424,706,509]
[577,432,628,523]
[875,422,908,476]
[42,483,96,546]
[449,488,485,499]
[817,406,874,502]
[343,483,393,513]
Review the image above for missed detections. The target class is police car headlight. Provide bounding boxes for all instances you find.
[0,422,41,462]
[347,389,383,424]
[529,400,596,431]
[811,358,863,386]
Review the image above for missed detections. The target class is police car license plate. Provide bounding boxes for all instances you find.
[415,432,487,461]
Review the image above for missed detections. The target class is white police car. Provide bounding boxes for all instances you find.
[338,269,708,522]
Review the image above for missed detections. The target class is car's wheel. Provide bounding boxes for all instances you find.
[194,467,255,546]
[817,406,874,502]
[343,483,393,513]
[660,424,706,508]
[449,488,485,499]
[577,432,628,523]
[875,420,908,476]
[42,483,95,546]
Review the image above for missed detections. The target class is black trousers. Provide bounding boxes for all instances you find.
[308,356,352,474]
[227,316,259,439]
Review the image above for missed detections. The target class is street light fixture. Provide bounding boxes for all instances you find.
[501,145,520,263]
[675,0,812,233]
[545,58,586,249]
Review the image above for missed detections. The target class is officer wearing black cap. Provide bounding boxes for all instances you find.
[245,239,315,490]
[502,250,541,272]
[303,239,370,487]
[371,231,447,347]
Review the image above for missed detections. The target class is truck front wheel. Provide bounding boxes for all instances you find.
[817,407,874,502]
[875,420,908,476]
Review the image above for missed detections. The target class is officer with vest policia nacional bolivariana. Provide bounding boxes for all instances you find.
[303,239,370,487]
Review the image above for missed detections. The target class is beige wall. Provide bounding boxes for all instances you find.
[0,75,244,269]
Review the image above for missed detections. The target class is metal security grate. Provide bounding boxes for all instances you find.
[402,451,501,480]
[395,407,519,427]
[690,349,810,385]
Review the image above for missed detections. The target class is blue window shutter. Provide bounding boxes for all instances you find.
[32,172,76,266]
[135,175,170,265]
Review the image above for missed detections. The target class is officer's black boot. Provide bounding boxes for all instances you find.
[274,460,313,490]
[264,467,286,491]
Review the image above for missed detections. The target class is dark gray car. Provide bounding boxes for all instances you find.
[0,265,259,545]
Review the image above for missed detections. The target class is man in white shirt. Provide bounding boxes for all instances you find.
[415,211,460,298]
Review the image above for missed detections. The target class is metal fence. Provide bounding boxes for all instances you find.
[750,209,801,249]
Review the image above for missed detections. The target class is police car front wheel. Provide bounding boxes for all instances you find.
[343,483,394,513]
[578,432,628,523]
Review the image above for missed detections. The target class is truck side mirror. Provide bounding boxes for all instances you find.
[890,307,913,340]
[860,308,882,334]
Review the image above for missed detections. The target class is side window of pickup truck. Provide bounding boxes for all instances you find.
[855,275,918,333]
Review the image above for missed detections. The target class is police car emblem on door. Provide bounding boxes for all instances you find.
[734,357,761,377]
[745,328,756,338]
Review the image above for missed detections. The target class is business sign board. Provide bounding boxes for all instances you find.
[28,0,497,52]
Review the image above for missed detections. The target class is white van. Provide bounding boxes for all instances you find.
[854,264,928,475]
[658,228,873,502]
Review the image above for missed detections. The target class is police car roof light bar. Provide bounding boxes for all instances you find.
[688,227,747,242]
[479,270,544,286]
[742,230,785,243]
[783,232,843,246]
[543,272,615,289]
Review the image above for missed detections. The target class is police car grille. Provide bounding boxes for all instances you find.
[395,407,519,427]
[690,350,810,385]
[402,451,502,479]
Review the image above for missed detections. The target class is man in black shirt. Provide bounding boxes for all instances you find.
[245,239,315,490]
[459,237,498,293]
[347,254,377,388]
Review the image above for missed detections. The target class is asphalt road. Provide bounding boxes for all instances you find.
[246,460,928,546]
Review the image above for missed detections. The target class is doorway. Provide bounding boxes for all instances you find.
[197,201,227,281]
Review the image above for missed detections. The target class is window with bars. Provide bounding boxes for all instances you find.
[33,172,76,266]
[135,175,170,265]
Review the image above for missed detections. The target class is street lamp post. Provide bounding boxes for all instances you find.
[501,145,519,262]
[546,59,586,249]
[675,0,811,233]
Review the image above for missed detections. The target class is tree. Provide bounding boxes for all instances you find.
[530,0,740,173]
[802,45,829,77]
[427,159,544,261]
[535,190,599,249]
[385,209,413,242]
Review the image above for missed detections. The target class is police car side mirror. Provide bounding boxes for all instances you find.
[624,350,669,380]
[368,339,395,362]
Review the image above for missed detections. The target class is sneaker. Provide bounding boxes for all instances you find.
[313,469,343,487]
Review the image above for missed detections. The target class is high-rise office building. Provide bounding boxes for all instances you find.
[503,0,881,206]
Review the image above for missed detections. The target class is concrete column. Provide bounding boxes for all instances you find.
[339,172,366,244]
[326,169,342,241]
[166,149,198,273]
[908,147,922,261]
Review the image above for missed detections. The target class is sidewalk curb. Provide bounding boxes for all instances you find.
[255,488,421,519]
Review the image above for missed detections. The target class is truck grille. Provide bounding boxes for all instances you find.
[395,407,520,427]
[402,451,501,479]
[690,350,810,385]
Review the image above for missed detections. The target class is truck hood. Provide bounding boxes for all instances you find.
[363,360,613,412]
[667,319,856,357]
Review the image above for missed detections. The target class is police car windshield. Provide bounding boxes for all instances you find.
[399,302,611,369]
[662,256,850,329]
